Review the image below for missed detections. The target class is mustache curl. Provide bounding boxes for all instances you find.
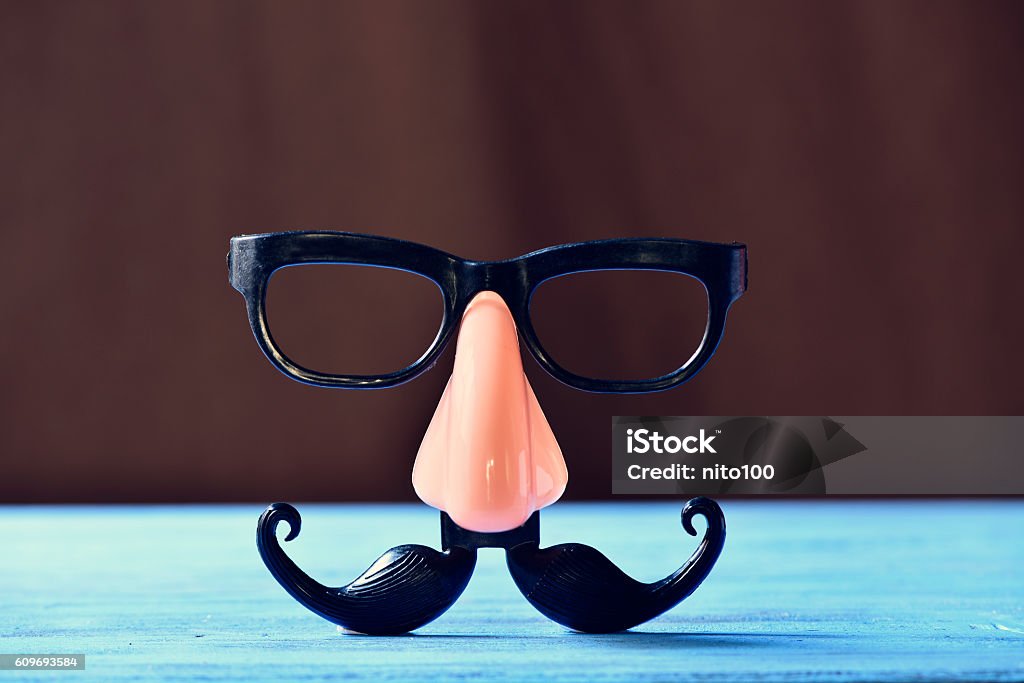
[505,497,725,632]
[257,498,725,635]
[257,503,476,635]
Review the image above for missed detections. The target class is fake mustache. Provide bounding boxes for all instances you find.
[257,503,476,635]
[257,497,725,635]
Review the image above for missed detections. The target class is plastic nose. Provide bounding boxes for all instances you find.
[412,291,567,532]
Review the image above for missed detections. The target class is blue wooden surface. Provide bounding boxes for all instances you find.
[2,502,1023,681]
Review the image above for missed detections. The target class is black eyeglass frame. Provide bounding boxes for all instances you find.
[228,231,747,393]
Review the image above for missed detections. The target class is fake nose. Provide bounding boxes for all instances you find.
[412,292,568,533]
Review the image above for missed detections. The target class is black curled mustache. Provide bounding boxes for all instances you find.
[257,498,725,635]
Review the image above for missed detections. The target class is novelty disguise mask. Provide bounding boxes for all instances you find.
[229,231,747,634]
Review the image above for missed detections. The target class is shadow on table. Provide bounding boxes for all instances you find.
[577,632,842,650]
[400,632,840,649]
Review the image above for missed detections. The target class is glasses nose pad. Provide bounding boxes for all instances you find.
[505,497,726,633]
[257,503,477,635]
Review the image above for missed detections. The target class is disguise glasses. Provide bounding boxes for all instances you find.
[228,231,747,392]
[231,231,746,635]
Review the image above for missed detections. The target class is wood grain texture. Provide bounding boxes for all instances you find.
[4,2,1024,503]
[2,502,1022,681]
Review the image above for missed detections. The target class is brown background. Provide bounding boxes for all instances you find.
[2,1,1022,503]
